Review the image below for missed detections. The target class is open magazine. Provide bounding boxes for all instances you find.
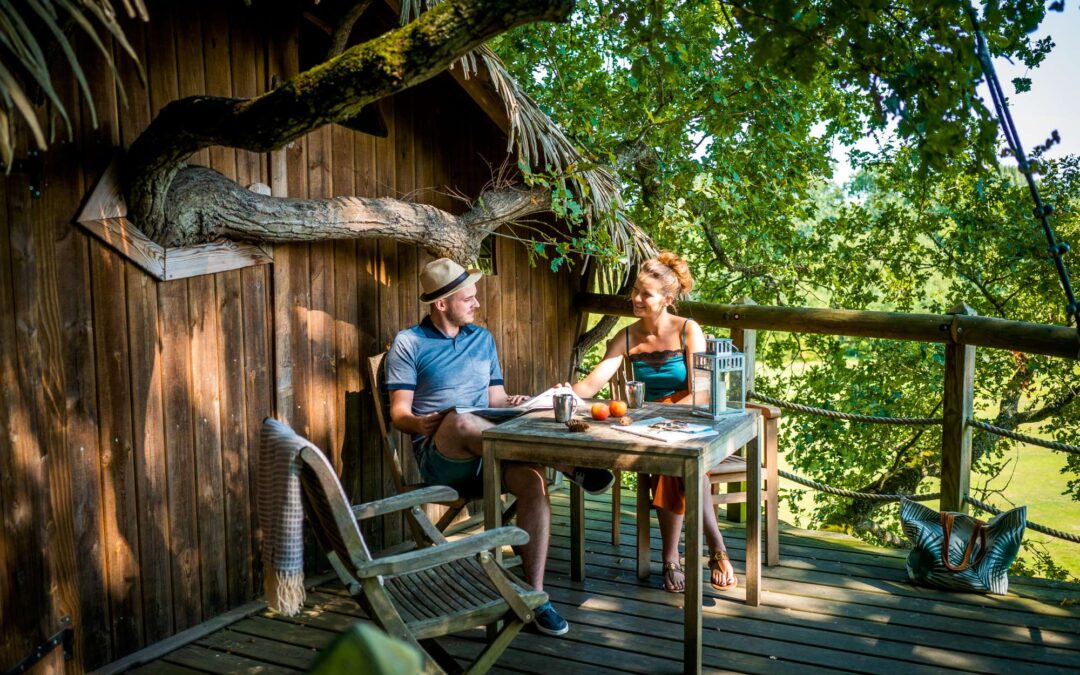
[613,416,719,443]
[450,386,586,422]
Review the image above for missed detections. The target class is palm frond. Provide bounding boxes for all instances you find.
[0,0,147,172]
[396,0,655,268]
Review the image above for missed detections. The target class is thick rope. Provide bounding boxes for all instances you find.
[777,469,941,502]
[779,471,1080,545]
[964,495,1080,544]
[750,392,942,426]
[969,419,1080,455]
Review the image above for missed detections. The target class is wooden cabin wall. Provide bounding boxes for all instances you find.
[0,3,583,672]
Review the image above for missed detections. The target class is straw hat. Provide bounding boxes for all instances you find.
[419,258,483,304]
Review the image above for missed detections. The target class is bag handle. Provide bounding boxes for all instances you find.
[939,512,988,572]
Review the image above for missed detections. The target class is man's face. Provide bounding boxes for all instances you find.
[438,284,480,326]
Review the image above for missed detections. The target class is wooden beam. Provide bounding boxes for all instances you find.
[940,304,976,513]
[577,293,1080,360]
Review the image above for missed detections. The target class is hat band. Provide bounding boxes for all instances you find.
[421,270,470,302]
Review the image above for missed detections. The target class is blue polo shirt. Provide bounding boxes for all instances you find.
[385,316,504,444]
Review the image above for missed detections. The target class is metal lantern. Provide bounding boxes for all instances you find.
[691,337,745,420]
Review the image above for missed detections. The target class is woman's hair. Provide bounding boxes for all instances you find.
[639,251,693,301]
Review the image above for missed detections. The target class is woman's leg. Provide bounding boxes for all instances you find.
[657,506,685,591]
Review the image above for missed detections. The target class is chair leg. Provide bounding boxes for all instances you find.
[611,472,621,547]
[764,416,780,566]
[420,638,462,675]
[636,473,651,580]
[468,618,525,675]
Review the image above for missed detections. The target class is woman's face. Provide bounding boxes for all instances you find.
[630,275,673,317]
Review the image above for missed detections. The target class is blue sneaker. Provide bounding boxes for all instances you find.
[533,601,569,636]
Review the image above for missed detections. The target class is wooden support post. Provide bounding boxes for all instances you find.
[728,297,757,523]
[941,304,976,513]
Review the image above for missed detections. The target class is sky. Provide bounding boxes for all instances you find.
[833,6,1080,182]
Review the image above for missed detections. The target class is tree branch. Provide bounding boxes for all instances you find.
[123,0,573,242]
[165,166,550,260]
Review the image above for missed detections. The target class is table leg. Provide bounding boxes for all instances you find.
[483,440,502,565]
[746,427,762,606]
[636,473,650,580]
[571,483,586,582]
[684,458,703,673]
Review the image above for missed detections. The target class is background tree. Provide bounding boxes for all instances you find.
[491,0,1079,573]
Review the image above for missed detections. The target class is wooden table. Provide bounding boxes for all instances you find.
[482,402,762,672]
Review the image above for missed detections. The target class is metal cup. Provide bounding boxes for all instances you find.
[626,381,645,409]
[553,393,577,422]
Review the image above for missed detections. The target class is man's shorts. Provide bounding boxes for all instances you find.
[415,436,485,499]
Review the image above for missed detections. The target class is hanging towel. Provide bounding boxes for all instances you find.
[257,417,307,615]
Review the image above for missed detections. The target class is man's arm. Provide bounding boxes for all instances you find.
[488,385,529,408]
[390,389,445,437]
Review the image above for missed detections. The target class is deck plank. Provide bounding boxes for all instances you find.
[104,490,1080,674]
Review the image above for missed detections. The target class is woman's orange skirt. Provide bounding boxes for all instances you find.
[648,390,690,515]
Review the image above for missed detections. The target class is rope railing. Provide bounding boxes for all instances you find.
[749,391,942,426]
[964,495,1080,544]
[777,468,941,502]
[969,419,1080,455]
[778,469,1080,544]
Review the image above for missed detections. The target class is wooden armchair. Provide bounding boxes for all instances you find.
[366,353,516,543]
[275,419,548,675]
[610,363,780,565]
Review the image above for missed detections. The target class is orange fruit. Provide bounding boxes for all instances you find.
[610,400,628,417]
[590,403,610,421]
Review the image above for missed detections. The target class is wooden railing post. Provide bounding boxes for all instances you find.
[728,297,757,522]
[941,303,977,513]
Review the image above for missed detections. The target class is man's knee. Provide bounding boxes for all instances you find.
[505,463,548,499]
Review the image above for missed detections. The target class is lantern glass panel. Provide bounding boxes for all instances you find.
[691,338,746,420]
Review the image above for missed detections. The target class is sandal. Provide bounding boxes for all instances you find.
[708,550,738,591]
[662,561,685,593]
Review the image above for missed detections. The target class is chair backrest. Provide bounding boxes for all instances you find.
[298,440,374,579]
[610,355,633,401]
[366,352,410,494]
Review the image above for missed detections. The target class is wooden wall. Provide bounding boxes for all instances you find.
[0,3,582,672]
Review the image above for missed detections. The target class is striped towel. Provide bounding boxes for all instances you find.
[257,418,307,615]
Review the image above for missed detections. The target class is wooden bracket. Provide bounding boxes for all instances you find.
[74,157,274,281]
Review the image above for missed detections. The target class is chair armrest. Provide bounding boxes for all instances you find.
[746,401,781,420]
[350,486,460,521]
[353,526,529,577]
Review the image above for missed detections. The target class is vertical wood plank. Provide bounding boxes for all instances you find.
[375,97,401,549]
[230,8,273,591]
[89,240,143,652]
[146,5,202,633]
[188,273,227,618]
[941,304,977,513]
[332,124,359,489]
[115,12,174,652]
[354,125,382,536]
[308,124,337,465]
[728,297,757,523]
[0,175,53,669]
[125,269,173,644]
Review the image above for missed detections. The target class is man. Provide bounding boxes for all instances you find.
[385,257,614,637]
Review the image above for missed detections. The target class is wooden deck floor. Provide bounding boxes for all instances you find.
[105,490,1080,674]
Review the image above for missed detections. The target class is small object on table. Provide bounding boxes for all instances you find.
[618,416,633,426]
[565,419,590,432]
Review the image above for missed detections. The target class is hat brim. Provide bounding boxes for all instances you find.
[420,269,483,304]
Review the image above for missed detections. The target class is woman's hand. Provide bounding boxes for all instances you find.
[505,394,531,406]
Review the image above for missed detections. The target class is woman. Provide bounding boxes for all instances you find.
[572,252,737,593]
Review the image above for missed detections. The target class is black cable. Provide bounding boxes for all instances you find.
[965,3,1078,329]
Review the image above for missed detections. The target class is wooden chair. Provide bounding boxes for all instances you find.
[269,419,546,675]
[611,362,780,565]
[366,352,515,542]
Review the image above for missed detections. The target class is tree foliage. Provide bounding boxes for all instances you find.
[492,0,1079,570]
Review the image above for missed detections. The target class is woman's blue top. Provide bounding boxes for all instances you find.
[626,321,689,401]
